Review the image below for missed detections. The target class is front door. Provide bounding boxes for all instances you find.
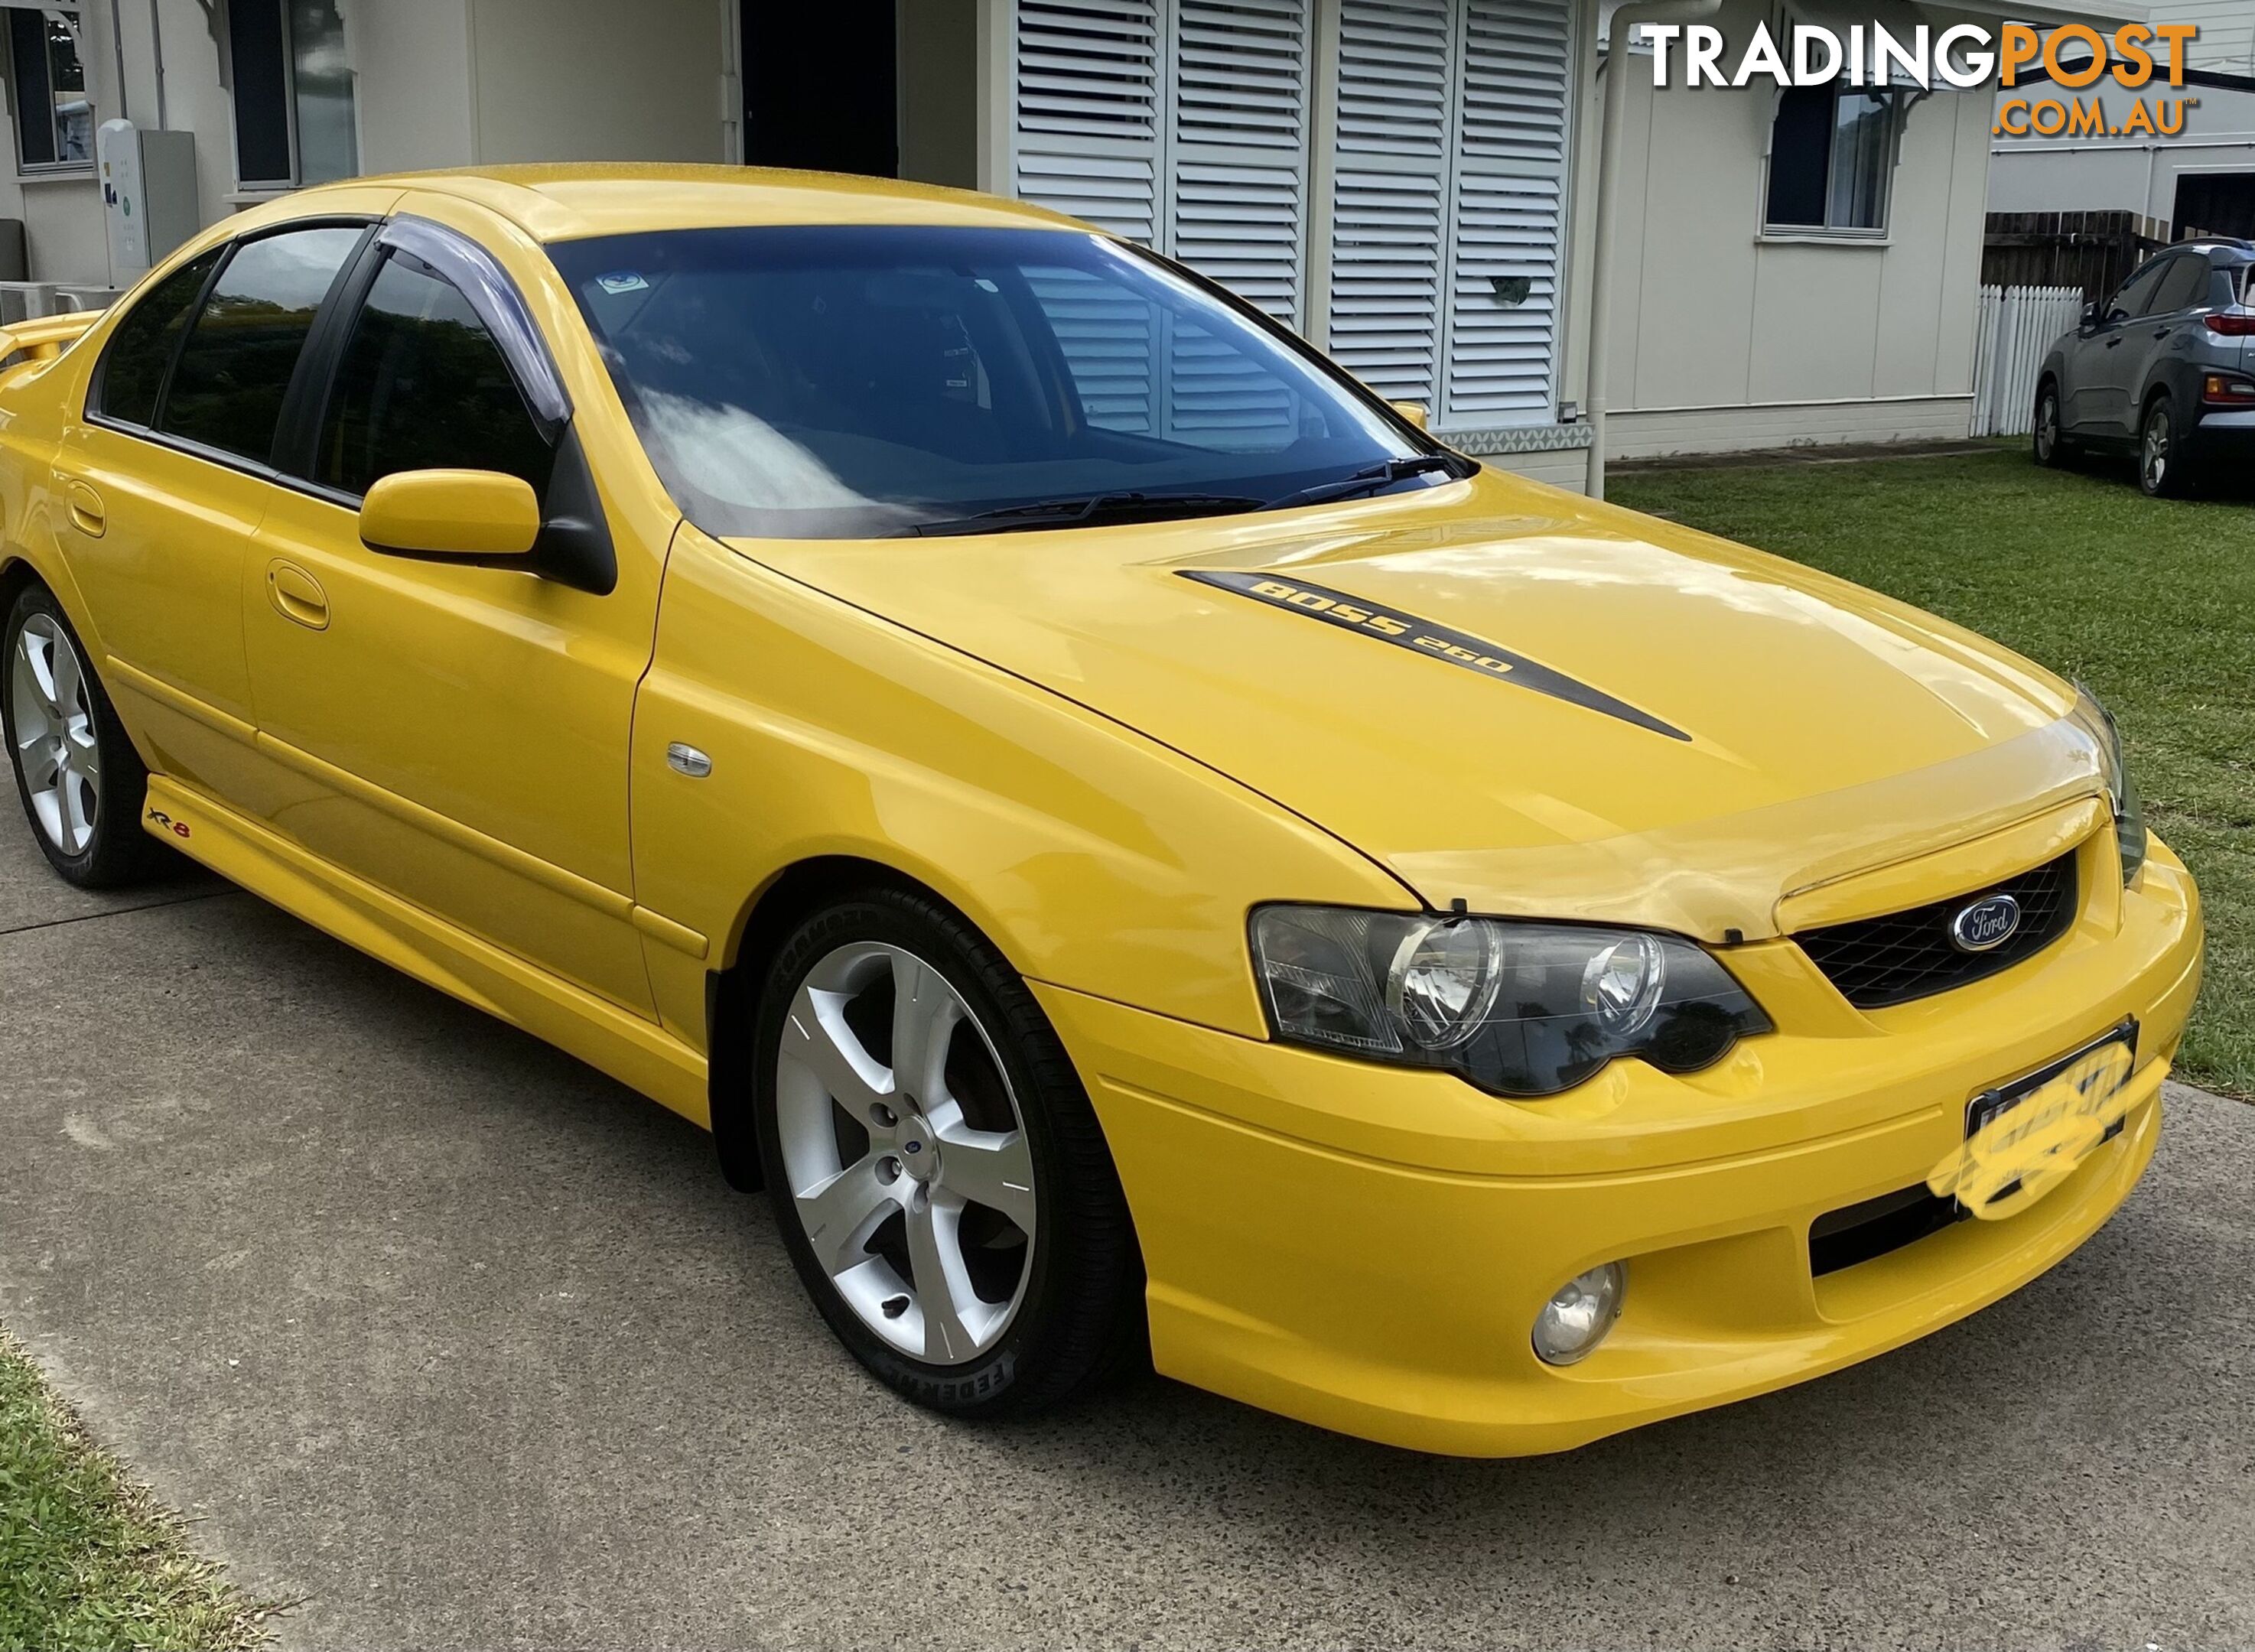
[2075,255,2172,437]
[241,226,656,1013]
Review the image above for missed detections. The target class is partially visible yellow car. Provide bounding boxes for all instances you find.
[0,166,2201,1455]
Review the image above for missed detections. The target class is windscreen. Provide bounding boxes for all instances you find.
[548,225,1446,539]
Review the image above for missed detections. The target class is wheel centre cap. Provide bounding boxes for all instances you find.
[896,1118,939,1182]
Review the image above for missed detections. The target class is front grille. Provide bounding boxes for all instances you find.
[1796,852,2078,1010]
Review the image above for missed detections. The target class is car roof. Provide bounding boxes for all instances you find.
[301,163,1092,244]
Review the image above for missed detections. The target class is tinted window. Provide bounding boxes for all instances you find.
[226,0,292,185]
[549,225,1427,539]
[93,250,220,426]
[2151,255,2209,315]
[9,8,88,168]
[1765,86,1832,229]
[314,252,553,498]
[2108,259,2172,321]
[161,226,363,463]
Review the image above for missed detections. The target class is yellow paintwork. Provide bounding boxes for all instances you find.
[0,166,2205,1456]
[360,470,542,558]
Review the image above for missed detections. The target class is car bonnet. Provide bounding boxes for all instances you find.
[732,470,2110,941]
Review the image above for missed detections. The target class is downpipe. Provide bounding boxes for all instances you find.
[1583,0,1723,499]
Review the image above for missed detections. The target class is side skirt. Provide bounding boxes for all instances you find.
[141,774,712,1127]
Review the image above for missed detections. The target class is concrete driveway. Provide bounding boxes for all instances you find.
[1,815,2250,1652]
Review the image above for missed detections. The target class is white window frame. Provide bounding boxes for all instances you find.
[2,2,93,180]
[217,0,360,196]
[1759,81,1905,243]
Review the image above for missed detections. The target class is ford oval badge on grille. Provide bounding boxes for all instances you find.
[1948,893,2022,954]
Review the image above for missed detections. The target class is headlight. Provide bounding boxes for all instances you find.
[2071,685,2148,884]
[1249,906,1772,1098]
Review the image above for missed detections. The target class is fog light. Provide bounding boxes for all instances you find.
[1532,1263,1625,1366]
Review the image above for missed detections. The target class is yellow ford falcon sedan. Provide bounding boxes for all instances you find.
[0,165,2202,1455]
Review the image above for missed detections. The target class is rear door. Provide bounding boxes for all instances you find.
[2122,252,2212,423]
[56,219,373,804]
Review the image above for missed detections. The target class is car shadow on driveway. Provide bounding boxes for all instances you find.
[1,828,2249,1652]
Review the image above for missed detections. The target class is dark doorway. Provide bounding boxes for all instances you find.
[2175,172,2255,241]
[741,0,898,177]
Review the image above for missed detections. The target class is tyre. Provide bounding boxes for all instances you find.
[3,580,167,887]
[753,884,1145,1417]
[2138,392,2192,498]
[2032,382,2070,468]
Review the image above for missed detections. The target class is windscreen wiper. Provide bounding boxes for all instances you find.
[900,491,1267,536]
[1264,454,1465,512]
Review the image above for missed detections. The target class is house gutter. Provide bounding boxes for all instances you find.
[1584,0,1723,499]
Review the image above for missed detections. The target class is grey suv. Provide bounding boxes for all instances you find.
[2035,239,2255,496]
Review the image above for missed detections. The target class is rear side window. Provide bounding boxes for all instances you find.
[314,252,553,499]
[2151,255,2208,316]
[93,250,221,427]
[159,225,364,463]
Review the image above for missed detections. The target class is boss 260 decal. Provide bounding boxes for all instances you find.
[1177,570,1690,742]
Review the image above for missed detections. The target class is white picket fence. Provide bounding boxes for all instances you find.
[1971,284,2086,437]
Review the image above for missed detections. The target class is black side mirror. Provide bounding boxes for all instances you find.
[2081,301,2104,331]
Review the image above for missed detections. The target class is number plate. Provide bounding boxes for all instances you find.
[1934,1019,2139,1219]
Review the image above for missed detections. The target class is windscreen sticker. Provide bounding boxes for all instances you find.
[1178,569,1690,742]
[594,271,649,294]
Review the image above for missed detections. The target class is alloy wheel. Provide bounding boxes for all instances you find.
[774,940,1037,1365]
[2034,394,2058,463]
[8,613,101,855]
[2142,406,2171,493]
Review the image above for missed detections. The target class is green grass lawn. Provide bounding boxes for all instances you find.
[1613,446,2252,1100]
[0,1331,268,1650]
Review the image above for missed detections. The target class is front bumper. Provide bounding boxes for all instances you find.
[1036,834,2203,1456]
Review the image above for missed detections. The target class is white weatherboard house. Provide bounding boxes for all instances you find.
[0,0,2142,486]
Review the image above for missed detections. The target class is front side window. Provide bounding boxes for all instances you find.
[2106,258,2173,324]
[93,250,223,427]
[315,252,554,498]
[1765,84,1896,234]
[549,225,1433,539]
[160,226,365,463]
[226,0,358,189]
[8,8,89,171]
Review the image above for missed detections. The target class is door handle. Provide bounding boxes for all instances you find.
[63,480,105,538]
[2153,327,2170,339]
[2104,337,2123,349]
[265,559,330,631]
